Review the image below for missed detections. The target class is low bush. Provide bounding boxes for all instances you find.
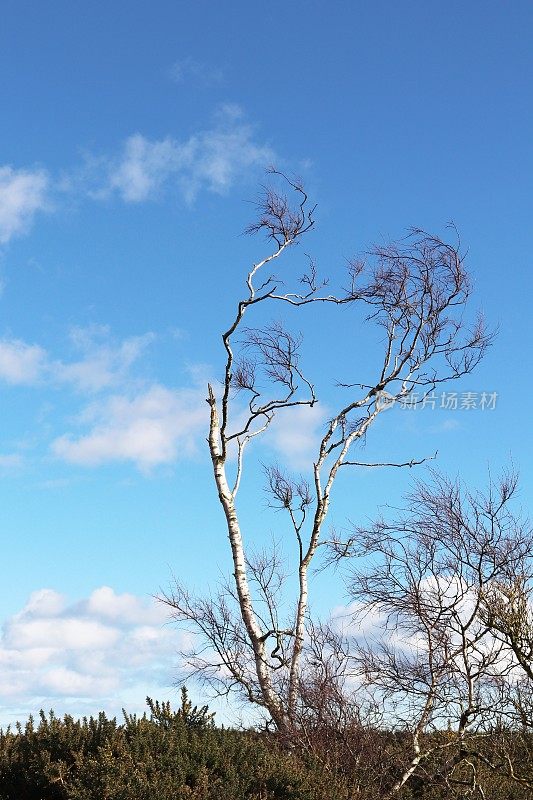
[0,691,350,800]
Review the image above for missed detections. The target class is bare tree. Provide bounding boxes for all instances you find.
[332,471,533,797]
[162,170,491,732]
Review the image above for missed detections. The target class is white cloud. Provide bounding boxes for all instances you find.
[40,666,117,696]
[107,134,189,203]
[0,338,48,384]
[55,325,155,393]
[83,586,164,626]
[0,327,153,392]
[0,107,270,246]
[0,326,209,472]
[22,588,66,617]
[52,382,207,470]
[7,617,119,651]
[0,587,180,719]
[103,105,274,204]
[0,166,49,244]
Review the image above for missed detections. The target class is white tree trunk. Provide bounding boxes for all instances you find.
[207,385,286,727]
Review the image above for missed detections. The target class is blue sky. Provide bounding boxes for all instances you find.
[0,0,532,725]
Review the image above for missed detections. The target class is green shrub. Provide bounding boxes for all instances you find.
[2,692,530,799]
[0,690,349,800]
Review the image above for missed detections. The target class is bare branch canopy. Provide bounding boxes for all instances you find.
[161,172,493,735]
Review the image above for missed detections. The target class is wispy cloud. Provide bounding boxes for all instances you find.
[52,382,208,471]
[101,105,274,204]
[0,106,275,247]
[0,338,48,385]
[169,57,224,87]
[55,325,155,393]
[428,418,461,433]
[0,453,24,474]
[0,326,154,392]
[0,587,181,723]
[0,166,50,244]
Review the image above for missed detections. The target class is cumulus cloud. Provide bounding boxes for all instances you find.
[0,166,49,244]
[103,105,274,204]
[83,585,165,625]
[52,382,207,470]
[0,587,180,722]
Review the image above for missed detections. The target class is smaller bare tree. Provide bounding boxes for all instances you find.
[329,471,533,797]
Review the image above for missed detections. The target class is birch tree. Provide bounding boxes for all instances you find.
[162,171,491,732]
